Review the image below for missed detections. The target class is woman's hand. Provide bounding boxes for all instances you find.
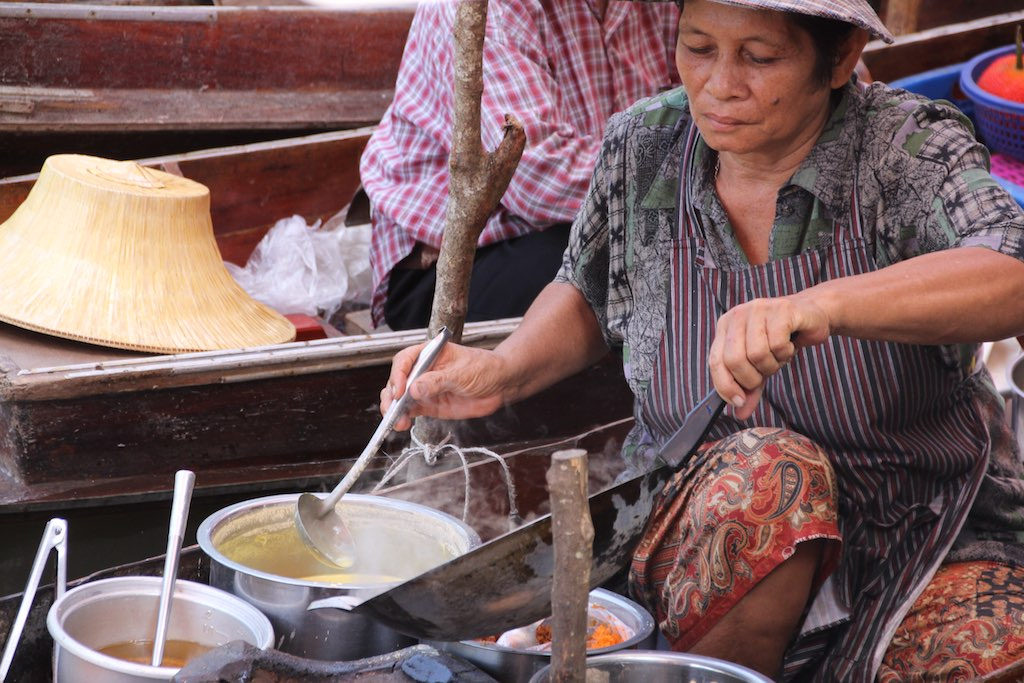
[381,342,514,431]
[379,283,611,431]
[709,294,832,420]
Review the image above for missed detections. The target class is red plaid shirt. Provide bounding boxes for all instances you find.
[361,0,681,325]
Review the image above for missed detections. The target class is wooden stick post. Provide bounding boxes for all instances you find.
[408,0,526,476]
[427,0,526,342]
[547,448,594,682]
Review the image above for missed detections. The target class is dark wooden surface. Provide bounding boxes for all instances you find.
[0,3,413,129]
[0,1,412,176]
[862,10,1024,83]
[0,348,630,489]
[0,356,633,591]
[1,127,337,179]
[879,0,1021,35]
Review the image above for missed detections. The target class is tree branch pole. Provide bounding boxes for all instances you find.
[408,0,526,476]
[547,448,594,682]
[427,0,526,342]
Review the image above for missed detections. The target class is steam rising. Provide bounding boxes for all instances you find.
[375,417,633,542]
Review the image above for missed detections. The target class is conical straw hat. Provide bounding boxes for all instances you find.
[0,154,295,354]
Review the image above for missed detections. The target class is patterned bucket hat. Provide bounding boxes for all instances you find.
[633,0,894,44]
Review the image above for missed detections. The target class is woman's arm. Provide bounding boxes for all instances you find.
[383,282,609,431]
[710,246,1024,419]
[812,246,1024,344]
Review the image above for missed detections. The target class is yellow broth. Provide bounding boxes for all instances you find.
[217,522,407,583]
[98,639,210,668]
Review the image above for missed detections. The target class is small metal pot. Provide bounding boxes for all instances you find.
[197,493,480,661]
[47,576,274,683]
[430,588,655,681]
[529,650,773,683]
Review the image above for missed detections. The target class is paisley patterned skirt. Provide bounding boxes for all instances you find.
[878,561,1024,681]
[628,427,842,650]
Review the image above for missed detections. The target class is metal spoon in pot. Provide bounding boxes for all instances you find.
[296,326,452,568]
[151,469,195,667]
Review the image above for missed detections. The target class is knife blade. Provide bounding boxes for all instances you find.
[656,390,726,470]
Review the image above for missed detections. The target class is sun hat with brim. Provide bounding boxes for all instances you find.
[631,0,894,44]
[0,154,296,354]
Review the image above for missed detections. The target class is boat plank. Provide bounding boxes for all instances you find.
[880,0,1021,35]
[0,343,631,485]
[0,87,395,132]
[0,320,517,401]
[862,10,1024,82]
[0,3,414,131]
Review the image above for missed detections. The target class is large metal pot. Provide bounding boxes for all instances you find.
[529,650,773,683]
[197,493,481,661]
[430,588,655,681]
[47,576,274,683]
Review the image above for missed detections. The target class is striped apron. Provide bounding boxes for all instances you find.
[635,123,991,680]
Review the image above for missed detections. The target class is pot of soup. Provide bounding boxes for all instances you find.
[196,493,481,661]
[47,577,274,682]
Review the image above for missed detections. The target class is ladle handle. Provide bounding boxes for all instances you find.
[152,470,195,667]
[317,326,452,516]
[0,518,67,682]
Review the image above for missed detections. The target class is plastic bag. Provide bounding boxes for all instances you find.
[226,214,372,320]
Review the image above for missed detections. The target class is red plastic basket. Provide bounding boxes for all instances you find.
[961,46,1024,162]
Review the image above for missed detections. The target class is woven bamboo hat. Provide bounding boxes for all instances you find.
[0,154,295,354]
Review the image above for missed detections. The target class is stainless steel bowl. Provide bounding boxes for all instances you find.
[529,650,773,683]
[47,577,274,683]
[430,588,655,681]
[197,492,481,661]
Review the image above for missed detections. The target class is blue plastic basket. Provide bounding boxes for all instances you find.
[960,45,1024,162]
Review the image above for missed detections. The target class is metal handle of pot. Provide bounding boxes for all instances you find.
[0,518,67,682]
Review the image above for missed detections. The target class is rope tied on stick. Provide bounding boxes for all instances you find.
[373,423,521,531]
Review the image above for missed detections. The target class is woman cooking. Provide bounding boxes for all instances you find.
[381,0,1024,679]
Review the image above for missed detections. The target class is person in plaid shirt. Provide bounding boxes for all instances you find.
[360,0,681,330]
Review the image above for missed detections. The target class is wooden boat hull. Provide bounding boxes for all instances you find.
[0,1,415,175]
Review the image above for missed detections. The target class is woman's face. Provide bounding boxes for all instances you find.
[675,0,838,159]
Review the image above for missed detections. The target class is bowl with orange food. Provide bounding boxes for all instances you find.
[429,588,656,681]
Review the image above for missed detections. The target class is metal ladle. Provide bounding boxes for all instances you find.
[296,326,452,568]
[151,469,195,667]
